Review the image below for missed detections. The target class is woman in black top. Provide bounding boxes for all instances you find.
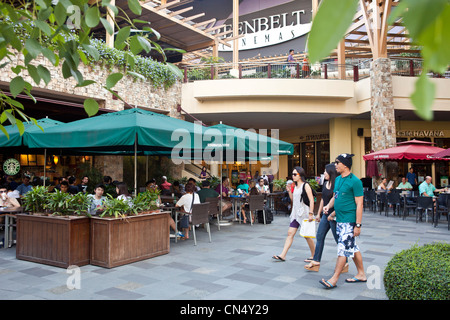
[304,163,348,272]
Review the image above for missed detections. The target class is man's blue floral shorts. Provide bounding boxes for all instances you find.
[336,222,360,258]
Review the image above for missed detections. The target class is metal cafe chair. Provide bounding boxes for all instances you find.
[205,197,220,230]
[435,194,450,228]
[387,190,402,217]
[368,190,377,211]
[248,194,266,225]
[378,192,387,215]
[363,190,370,211]
[189,203,212,246]
[403,191,418,220]
[416,196,434,223]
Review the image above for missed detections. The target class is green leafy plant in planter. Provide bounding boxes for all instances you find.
[272,179,287,191]
[132,190,160,214]
[46,190,73,216]
[306,179,320,192]
[22,186,50,214]
[100,195,133,218]
[383,242,450,300]
[69,192,92,217]
[207,176,221,190]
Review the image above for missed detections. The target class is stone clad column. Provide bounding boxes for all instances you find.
[370,58,397,180]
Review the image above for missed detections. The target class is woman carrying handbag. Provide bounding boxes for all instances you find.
[272,166,317,262]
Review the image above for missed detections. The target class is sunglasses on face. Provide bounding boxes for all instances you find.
[335,160,341,165]
[0,191,6,193]
[292,173,298,176]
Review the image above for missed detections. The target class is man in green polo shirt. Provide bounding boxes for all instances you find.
[397,177,413,190]
[197,180,219,203]
[320,153,366,289]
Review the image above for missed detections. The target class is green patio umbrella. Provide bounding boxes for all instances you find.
[206,123,294,160]
[24,108,205,193]
[0,117,64,186]
[24,108,204,152]
[0,117,63,148]
[162,122,293,162]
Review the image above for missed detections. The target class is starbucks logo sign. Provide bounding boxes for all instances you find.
[3,158,20,176]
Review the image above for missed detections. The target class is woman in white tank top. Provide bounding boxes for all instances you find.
[272,166,316,262]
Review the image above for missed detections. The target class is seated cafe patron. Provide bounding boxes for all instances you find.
[396,177,413,191]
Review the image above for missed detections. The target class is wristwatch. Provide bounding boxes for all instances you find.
[355,223,362,228]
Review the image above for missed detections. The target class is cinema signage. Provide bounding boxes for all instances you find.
[396,130,445,137]
[219,9,311,51]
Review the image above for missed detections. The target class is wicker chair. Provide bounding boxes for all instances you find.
[248,194,266,225]
[189,203,212,246]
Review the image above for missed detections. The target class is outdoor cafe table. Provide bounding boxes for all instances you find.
[0,207,24,249]
[162,204,182,243]
[229,195,247,223]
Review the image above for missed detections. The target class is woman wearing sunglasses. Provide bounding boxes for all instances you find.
[272,166,316,262]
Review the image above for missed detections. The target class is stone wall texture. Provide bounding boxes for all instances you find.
[0,50,182,117]
[370,58,397,180]
[370,58,396,152]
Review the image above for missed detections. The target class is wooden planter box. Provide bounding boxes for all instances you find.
[90,211,170,268]
[16,214,90,268]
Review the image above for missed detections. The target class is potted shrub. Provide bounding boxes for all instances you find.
[16,188,91,268]
[384,242,449,300]
[90,191,170,268]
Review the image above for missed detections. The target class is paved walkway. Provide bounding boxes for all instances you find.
[0,209,448,300]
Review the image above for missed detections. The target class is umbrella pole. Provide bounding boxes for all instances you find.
[43,149,46,187]
[134,135,137,196]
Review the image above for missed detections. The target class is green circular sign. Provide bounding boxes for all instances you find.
[3,158,20,175]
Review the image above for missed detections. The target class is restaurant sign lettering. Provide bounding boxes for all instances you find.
[299,133,329,141]
[397,130,445,137]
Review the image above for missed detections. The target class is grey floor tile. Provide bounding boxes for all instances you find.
[0,210,448,301]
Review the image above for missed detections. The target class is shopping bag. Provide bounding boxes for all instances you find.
[299,219,316,238]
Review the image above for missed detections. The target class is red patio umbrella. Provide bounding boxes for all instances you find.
[366,160,379,177]
[431,147,450,159]
[363,139,448,161]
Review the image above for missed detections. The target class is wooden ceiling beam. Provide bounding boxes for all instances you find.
[193,18,216,28]
[168,6,193,17]
[154,0,181,11]
[181,12,205,23]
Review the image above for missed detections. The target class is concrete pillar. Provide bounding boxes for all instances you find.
[329,118,352,161]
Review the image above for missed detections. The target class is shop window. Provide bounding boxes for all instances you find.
[301,142,315,177]
[364,137,372,154]
[316,140,330,175]
[288,143,300,177]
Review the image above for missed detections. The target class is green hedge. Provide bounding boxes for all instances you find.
[383,242,450,300]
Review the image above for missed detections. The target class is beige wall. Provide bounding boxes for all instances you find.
[181,76,450,182]
[182,76,450,116]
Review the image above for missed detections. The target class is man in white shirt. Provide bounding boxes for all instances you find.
[175,183,200,240]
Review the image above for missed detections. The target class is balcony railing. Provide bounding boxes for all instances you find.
[181,58,447,83]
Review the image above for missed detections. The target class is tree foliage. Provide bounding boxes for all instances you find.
[0,0,184,136]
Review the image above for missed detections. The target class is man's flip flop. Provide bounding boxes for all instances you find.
[319,279,337,289]
[345,277,367,283]
[272,255,285,262]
